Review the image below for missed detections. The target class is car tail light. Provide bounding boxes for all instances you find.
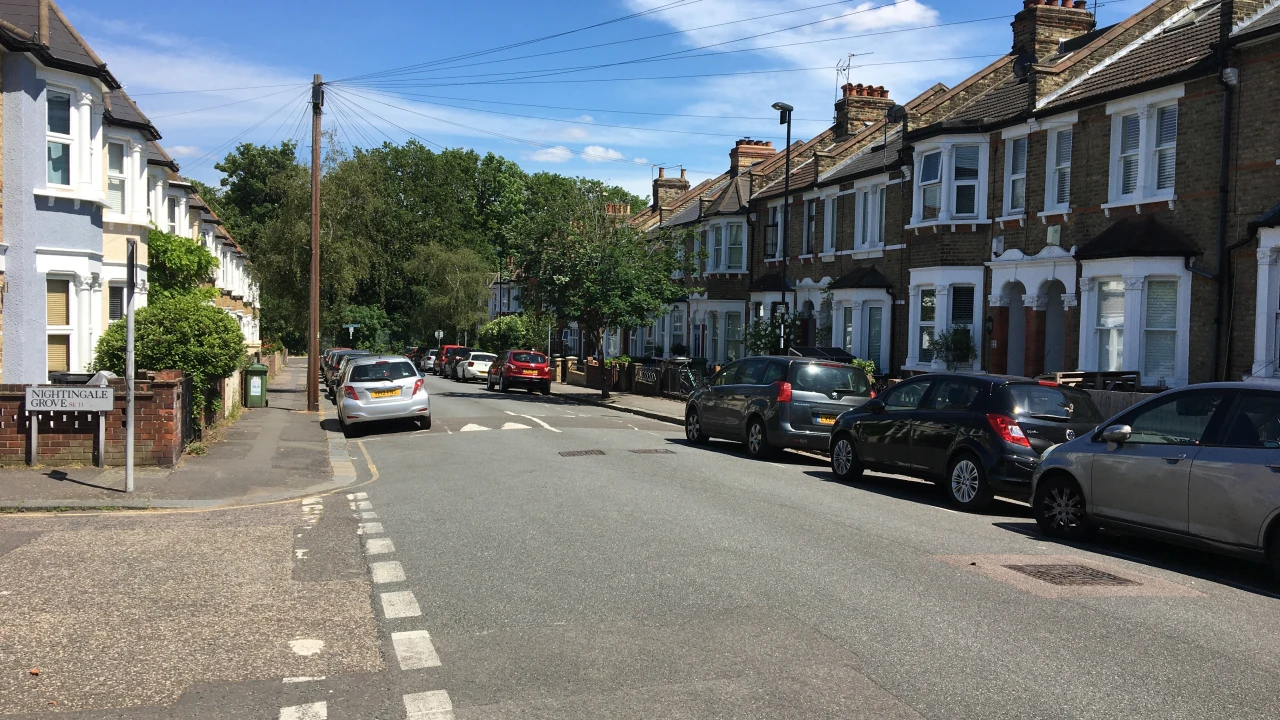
[413,378,424,395]
[774,381,792,403]
[467,361,475,367]
[343,386,359,401]
[1037,380,1059,387]
[869,389,876,399]
[987,413,1031,447]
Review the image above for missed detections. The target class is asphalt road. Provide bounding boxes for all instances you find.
[345,373,1280,719]
[6,371,1280,719]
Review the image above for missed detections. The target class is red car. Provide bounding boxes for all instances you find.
[487,350,552,394]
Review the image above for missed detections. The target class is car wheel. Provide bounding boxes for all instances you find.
[340,417,357,438]
[418,416,432,430]
[744,417,772,459]
[541,383,552,396]
[947,453,993,511]
[685,408,710,445]
[1034,475,1094,540]
[830,434,863,482]
[499,375,509,393]
[486,376,494,391]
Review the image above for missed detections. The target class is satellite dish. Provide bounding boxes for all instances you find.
[885,104,908,123]
[1012,53,1038,80]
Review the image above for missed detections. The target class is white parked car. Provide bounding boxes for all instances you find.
[456,352,497,382]
[337,355,430,436]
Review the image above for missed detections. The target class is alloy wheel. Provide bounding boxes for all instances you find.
[950,459,981,504]
[1042,485,1084,530]
[686,412,700,441]
[832,439,855,477]
[748,422,763,455]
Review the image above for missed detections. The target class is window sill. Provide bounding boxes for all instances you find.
[764,258,785,266]
[905,219,991,232]
[35,186,107,209]
[1101,195,1175,216]
[104,212,150,227]
[1038,208,1072,222]
[837,248,885,259]
[995,213,1026,228]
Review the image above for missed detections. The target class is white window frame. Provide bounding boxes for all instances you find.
[1046,127,1073,213]
[105,138,128,216]
[711,224,724,271]
[802,198,817,256]
[1003,135,1027,216]
[1104,87,1183,207]
[1252,231,1280,380]
[45,86,75,188]
[1078,257,1191,387]
[905,266,986,372]
[694,228,705,275]
[909,135,990,227]
[766,203,783,260]
[854,184,887,249]
[726,222,745,271]
[820,192,838,255]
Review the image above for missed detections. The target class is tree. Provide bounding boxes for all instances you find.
[477,313,552,354]
[146,227,219,301]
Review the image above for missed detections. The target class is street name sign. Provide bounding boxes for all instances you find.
[26,386,115,412]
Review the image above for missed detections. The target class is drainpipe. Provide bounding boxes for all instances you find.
[1213,0,1236,381]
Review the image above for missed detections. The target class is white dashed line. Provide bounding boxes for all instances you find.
[294,549,309,559]
[359,522,386,535]
[500,422,531,430]
[403,690,453,719]
[365,538,395,555]
[460,423,489,432]
[360,511,378,519]
[282,676,325,684]
[369,561,406,584]
[301,497,323,505]
[346,492,368,500]
[391,630,443,670]
[279,701,327,720]
[356,500,373,510]
[380,590,422,618]
[288,638,325,656]
[516,413,561,433]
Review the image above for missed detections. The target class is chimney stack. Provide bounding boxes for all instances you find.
[729,138,776,176]
[652,166,691,211]
[1011,0,1095,61]
[834,83,894,139]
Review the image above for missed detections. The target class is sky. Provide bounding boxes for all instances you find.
[64,0,1153,201]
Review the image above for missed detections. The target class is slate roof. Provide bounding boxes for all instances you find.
[829,265,893,290]
[1075,215,1199,259]
[821,130,904,185]
[0,0,117,86]
[1233,1,1280,42]
[1042,1,1220,111]
[657,176,731,229]
[705,174,751,216]
[946,78,1029,123]
[105,89,161,139]
[748,272,794,293]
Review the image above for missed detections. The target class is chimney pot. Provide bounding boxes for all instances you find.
[658,167,665,178]
[1073,0,1087,6]
[680,168,687,179]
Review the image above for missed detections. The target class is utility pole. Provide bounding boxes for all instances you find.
[307,74,323,412]
[125,238,136,492]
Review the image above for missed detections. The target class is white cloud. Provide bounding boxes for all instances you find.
[529,146,574,163]
[633,157,649,164]
[583,145,625,162]
[165,145,201,158]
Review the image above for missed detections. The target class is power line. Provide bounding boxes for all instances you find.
[146,85,309,119]
[336,0,707,83]
[182,88,310,172]
[326,88,449,151]
[126,83,305,96]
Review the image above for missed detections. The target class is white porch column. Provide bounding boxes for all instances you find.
[130,141,144,216]
[1253,245,1280,377]
[76,91,94,194]
[1122,276,1145,372]
[73,274,92,371]
[849,300,864,359]
[1078,278,1096,370]
[931,285,951,370]
[906,285,922,367]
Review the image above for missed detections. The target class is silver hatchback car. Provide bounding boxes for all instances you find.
[337,355,431,436]
[1032,382,1280,577]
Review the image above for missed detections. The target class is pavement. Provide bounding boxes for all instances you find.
[3,370,1280,718]
[0,360,342,509]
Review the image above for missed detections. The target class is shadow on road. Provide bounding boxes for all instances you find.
[434,389,580,407]
[993,520,1280,598]
[43,469,124,493]
[801,468,1031,517]
[664,437,829,467]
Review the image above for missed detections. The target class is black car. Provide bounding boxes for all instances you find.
[827,373,1104,510]
[685,356,874,458]
[442,347,476,380]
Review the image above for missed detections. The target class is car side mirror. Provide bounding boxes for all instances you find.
[864,398,886,415]
[1102,424,1132,448]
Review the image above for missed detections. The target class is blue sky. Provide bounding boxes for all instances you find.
[64,0,1151,199]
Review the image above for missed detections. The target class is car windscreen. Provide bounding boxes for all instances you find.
[349,361,417,382]
[470,354,497,362]
[1001,384,1103,423]
[790,363,871,396]
[447,348,473,358]
[511,352,547,364]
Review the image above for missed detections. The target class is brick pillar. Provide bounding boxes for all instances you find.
[1063,295,1079,372]
[988,304,1009,375]
[1023,295,1048,378]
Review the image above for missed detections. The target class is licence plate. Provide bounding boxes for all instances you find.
[816,414,837,425]
[523,370,538,375]
[371,389,399,399]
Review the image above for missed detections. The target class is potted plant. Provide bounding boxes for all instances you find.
[930,327,977,371]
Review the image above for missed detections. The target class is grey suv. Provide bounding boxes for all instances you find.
[1032,382,1280,577]
[685,356,873,458]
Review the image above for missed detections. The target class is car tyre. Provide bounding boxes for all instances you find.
[744,417,772,459]
[418,416,432,431]
[339,416,357,439]
[499,375,509,393]
[541,383,552,396]
[947,453,993,512]
[685,408,710,445]
[486,376,495,391]
[830,433,864,482]
[1034,475,1094,540]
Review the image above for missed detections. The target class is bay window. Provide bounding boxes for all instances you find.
[727,223,744,271]
[711,225,723,271]
[1096,279,1125,372]
[1143,279,1177,379]
[918,289,936,363]
[1005,136,1026,215]
[1081,260,1189,386]
[953,145,980,217]
[107,141,126,214]
[911,138,989,226]
[46,278,72,374]
[920,151,942,220]
[167,197,179,234]
[725,311,743,361]
[1106,90,1181,205]
[670,308,685,352]
[1155,106,1177,192]
[46,89,73,186]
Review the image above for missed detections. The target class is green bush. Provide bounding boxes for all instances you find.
[850,357,877,377]
[478,314,551,353]
[931,327,977,370]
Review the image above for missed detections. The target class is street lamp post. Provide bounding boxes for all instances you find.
[772,101,793,348]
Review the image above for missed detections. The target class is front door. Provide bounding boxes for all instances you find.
[1189,391,1280,548]
[1091,389,1228,533]
[863,304,883,373]
[857,378,932,468]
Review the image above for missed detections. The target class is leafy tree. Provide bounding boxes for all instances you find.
[146,227,218,301]
[477,314,552,354]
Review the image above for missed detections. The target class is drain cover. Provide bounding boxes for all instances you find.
[559,449,605,457]
[1003,564,1138,587]
[629,449,676,454]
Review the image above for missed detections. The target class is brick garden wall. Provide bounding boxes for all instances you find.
[0,370,185,467]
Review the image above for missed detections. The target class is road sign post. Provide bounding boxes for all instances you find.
[344,323,360,340]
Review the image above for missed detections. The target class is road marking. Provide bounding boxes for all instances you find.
[288,638,324,656]
[302,497,323,505]
[403,690,453,719]
[381,590,422,618]
[501,422,531,430]
[366,538,395,555]
[359,522,386,535]
[369,561,406,584]
[346,492,368,500]
[391,630,443,670]
[356,500,373,510]
[282,676,325,683]
[294,549,309,559]
[360,511,378,519]
[279,701,326,719]
[460,424,489,432]
[517,414,561,433]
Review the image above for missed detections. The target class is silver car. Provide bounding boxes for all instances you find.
[337,355,431,436]
[1031,382,1280,578]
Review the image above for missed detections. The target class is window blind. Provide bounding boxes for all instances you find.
[107,179,125,214]
[1011,138,1027,175]
[46,279,69,326]
[109,286,124,321]
[1156,106,1177,191]
[950,286,975,326]
[1055,129,1073,206]
[47,335,70,373]
[1144,279,1177,380]
[954,146,980,180]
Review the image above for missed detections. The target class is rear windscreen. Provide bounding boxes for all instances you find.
[349,362,417,381]
[1001,385,1103,423]
[470,354,497,363]
[790,363,871,396]
[511,352,547,364]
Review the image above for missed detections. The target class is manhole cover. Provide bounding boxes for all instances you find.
[629,449,676,454]
[559,449,606,457]
[1003,564,1139,587]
